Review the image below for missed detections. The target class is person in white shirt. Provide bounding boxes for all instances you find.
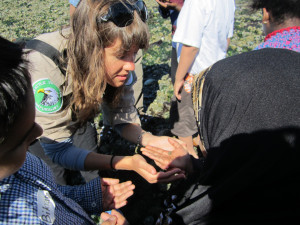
[171,0,235,158]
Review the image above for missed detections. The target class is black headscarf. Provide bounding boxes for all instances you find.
[197,48,300,150]
[170,49,300,224]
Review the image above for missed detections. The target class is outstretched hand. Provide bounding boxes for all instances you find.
[141,138,191,172]
[145,135,187,151]
[131,154,185,183]
[101,178,135,211]
[100,209,129,225]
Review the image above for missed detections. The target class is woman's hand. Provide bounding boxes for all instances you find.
[100,209,129,225]
[101,178,135,211]
[141,138,191,172]
[130,154,185,183]
[142,135,187,151]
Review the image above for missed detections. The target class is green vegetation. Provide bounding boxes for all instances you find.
[0,0,264,119]
[0,0,69,41]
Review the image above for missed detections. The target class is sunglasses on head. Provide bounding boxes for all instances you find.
[99,0,148,27]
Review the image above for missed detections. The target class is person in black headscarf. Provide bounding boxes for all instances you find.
[142,48,300,224]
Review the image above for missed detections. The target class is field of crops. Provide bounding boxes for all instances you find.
[0,0,264,117]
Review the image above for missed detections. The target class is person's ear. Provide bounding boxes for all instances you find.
[262,8,270,24]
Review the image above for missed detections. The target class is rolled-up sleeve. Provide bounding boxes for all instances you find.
[40,137,89,170]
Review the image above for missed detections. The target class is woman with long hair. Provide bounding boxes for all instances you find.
[28,0,184,185]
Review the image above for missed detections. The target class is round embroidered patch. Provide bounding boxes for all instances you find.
[32,79,63,113]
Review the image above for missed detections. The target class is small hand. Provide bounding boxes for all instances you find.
[131,154,185,183]
[142,138,190,171]
[146,135,184,151]
[100,209,129,225]
[174,78,184,100]
[101,178,135,211]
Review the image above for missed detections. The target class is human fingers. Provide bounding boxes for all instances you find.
[103,181,134,209]
[109,181,135,197]
[114,184,134,205]
[101,177,120,186]
[156,169,186,183]
[106,188,134,209]
[174,81,183,101]
[174,88,181,101]
[111,210,129,225]
[169,138,188,149]
[141,150,170,170]
[168,138,188,154]
[142,145,171,156]
[100,212,117,225]
[141,145,172,161]
[135,167,161,183]
[132,154,157,175]
[158,173,185,183]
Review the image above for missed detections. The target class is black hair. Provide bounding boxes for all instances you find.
[0,37,31,144]
[251,0,300,24]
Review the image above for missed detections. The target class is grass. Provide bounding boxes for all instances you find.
[0,0,264,117]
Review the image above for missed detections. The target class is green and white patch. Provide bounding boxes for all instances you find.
[33,79,62,113]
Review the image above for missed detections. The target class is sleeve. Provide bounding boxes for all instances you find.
[27,32,75,142]
[58,177,103,215]
[40,137,89,170]
[227,3,236,38]
[172,0,210,48]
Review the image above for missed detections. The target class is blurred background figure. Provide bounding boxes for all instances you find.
[171,0,235,158]
[252,0,300,52]
[27,0,183,186]
[155,0,184,84]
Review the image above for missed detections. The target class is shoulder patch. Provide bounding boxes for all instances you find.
[32,79,63,113]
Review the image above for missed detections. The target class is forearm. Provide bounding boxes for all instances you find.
[41,138,89,170]
[119,123,155,146]
[41,137,134,172]
[175,45,199,81]
[85,152,138,172]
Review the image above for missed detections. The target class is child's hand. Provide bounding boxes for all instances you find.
[101,178,135,211]
[100,210,129,225]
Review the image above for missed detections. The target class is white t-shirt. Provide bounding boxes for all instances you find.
[173,0,235,74]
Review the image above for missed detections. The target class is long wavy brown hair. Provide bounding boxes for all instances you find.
[67,0,149,124]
